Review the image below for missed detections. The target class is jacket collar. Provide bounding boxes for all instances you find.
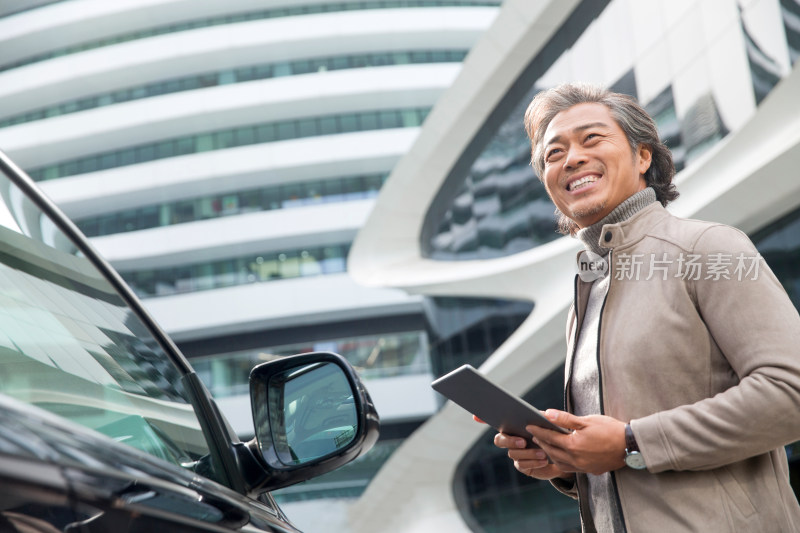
[577,188,657,256]
[594,201,670,252]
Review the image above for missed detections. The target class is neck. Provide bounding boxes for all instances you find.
[577,188,657,256]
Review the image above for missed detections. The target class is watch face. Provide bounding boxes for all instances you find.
[625,451,646,470]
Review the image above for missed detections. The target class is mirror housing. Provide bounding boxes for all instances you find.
[247,352,379,492]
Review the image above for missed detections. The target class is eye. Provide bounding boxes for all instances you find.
[584,133,600,142]
[546,147,563,160]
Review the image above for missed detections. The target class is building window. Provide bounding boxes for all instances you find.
[192,330,431,398]
[0,48,468,129]
[74,172,388,237]
[0,0,494,74]
[119,243,352,298]
[26,108,428,181]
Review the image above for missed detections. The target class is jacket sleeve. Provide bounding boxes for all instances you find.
[632,225,800,472]
[550,476,579,499]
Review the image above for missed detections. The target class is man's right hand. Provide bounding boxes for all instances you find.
[474,415,573,481]
[494,431,575,481]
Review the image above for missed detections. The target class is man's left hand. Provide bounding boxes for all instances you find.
[527,410,628,475]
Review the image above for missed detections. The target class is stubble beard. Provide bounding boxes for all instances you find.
[570,199,607,221]
[556,198,608,236]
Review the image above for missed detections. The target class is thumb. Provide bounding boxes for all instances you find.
[545,409,583,430]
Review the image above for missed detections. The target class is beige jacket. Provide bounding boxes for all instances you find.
[559,202,800,532]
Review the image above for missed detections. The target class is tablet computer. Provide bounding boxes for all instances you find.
[431,364,569,447]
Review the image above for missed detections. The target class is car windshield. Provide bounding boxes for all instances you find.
[0,155,213,471]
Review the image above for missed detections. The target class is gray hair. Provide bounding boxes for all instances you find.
[524,83,678,234]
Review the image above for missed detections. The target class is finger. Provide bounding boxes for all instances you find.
[544,409,585,430]
[514,456,550,473]
[531,435,570,460]
[507,448,579,477]
[511,449,549,470]
[538,446,575,471]
[526,424,557,439]
[473,415,486,424]
[516,462,566,480]
[494,432,527,449]
[507,448,548,462]
[526,425,570,449]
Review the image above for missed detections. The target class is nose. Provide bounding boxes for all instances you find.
[563,146,587,170]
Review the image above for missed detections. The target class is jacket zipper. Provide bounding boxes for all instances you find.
[566,273,591,529]
[564,274,579,412]
[597,250,628,533]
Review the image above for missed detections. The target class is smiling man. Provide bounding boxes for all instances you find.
[540,102,651,230]
[489,83,800,532]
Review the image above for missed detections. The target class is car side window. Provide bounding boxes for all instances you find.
[0,169,219,480]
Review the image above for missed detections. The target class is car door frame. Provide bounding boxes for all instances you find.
[0,151,259,504]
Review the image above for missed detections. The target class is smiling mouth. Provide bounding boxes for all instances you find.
[567,175,600,192]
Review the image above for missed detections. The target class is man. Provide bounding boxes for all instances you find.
[490,83,800,532]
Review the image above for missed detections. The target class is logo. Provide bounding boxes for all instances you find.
[577,250,608,282]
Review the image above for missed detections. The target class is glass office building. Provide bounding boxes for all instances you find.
[0,1,522,530]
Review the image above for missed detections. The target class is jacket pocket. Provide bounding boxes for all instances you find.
[714,466,756,519]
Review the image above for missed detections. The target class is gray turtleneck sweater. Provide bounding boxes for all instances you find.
[571,187,657,533]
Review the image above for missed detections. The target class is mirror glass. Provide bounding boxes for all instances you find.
[267,362,357,465]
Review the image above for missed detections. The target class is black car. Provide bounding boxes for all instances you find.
[0,149,379,532]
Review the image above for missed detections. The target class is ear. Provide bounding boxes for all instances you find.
[637,144,653,177]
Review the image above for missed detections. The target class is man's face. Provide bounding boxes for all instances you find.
[541,102,651,229]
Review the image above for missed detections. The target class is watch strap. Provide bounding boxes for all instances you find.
[624,423,647,469]
[625,423,638,452]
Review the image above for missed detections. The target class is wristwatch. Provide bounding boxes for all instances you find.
[624,423,646,470]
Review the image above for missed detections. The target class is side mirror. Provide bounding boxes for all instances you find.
[248,352,379,492]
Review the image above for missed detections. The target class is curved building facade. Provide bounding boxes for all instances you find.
[349,0,800,531]
[0,1,506,529]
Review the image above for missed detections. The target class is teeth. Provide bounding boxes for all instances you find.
[570,176,598,191]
